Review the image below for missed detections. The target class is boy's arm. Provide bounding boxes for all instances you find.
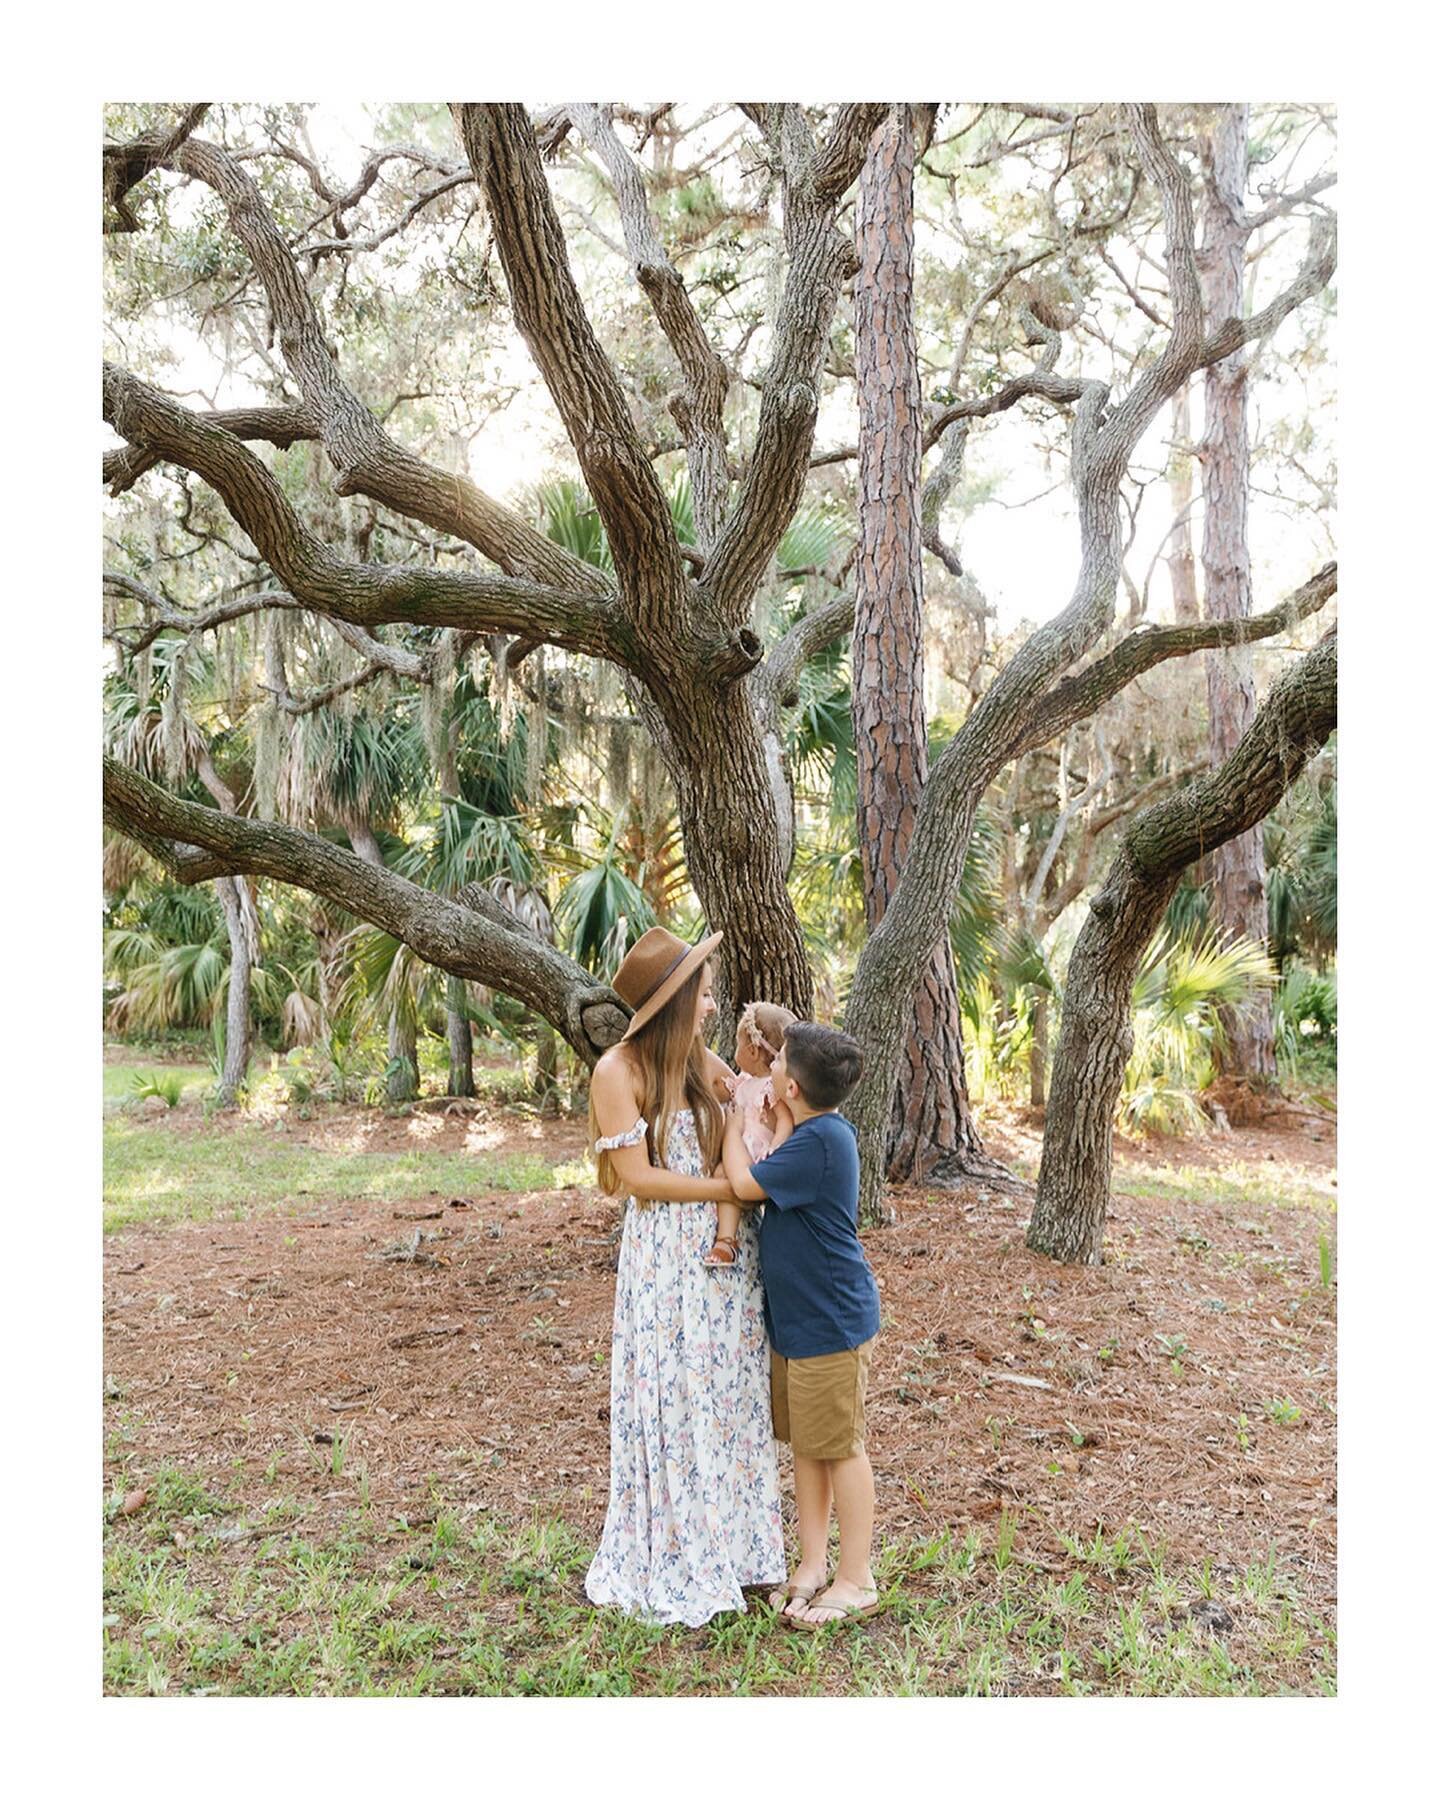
[722,1112,768,1202]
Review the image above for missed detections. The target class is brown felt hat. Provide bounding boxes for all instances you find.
[613,925,723,1041]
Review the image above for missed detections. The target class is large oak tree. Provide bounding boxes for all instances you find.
[103,102,1336,1225]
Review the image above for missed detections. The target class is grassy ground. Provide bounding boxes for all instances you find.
[103,1464,1331,1697]
[103,1060,212,1110]
[103,1051,1336,1697]
[104,1119,590,1233]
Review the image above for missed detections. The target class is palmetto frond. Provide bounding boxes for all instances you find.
[553,858,659,975]
[397,796,536,895]
[777,501,847,574]
[532,478,613,573]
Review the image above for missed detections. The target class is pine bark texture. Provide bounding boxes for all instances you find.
[852,107,987,1196]
[1027,632,1335,1265]
[1199,103,1276,1081]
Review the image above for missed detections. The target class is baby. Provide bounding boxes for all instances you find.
[704,1000,797,1270]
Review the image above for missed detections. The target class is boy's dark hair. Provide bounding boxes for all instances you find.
[782,1021,865,1111]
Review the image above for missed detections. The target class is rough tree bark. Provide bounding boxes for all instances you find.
[105,112,876,1048]
[213,875,254,1107]
[842,106,1336,1225]
[452,104,883,1039]
[1198,103,1276,1081]
[852,106,994,1188]
[445,975,475,1098]
[102,757,632,1062]
[1166,381,1200,623]
[1026,630,1335,1265]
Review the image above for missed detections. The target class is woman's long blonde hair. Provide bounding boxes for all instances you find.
[591,963,725,1199]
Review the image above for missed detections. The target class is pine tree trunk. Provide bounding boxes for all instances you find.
[1167,382,1200,623]
[851,106,990,1203]
[1199,102,1276,1082]
[446,976,475,1098]
[214,876,252,1108]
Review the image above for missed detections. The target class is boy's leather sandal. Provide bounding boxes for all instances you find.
[703,1235,741,1268]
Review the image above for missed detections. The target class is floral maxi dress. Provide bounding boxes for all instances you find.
[584,1109,785,1626]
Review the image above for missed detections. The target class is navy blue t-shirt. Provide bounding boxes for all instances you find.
[753,1111,881,1359]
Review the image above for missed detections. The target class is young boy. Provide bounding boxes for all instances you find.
[722,1020,881,1628]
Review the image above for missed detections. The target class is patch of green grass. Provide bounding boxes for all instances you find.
[1112,1160,1335,1217]
[104,1061,211,1110]
[102,1472,1335,1697]
[103,1118,590,1232]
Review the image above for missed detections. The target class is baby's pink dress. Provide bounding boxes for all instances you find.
[728,1072,778,1163]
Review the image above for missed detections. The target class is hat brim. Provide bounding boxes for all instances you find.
[620,930,724,1040]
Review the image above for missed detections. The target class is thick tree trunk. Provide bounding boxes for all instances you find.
[852,106,989,1200]
[1199,103,1276,1082]
[1028,633,1334,1265]
[664,683,815,1051]
[445,976,475,1098]
[214,875,253,1108]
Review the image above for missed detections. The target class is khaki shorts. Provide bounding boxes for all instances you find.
[770,1336,876,1461]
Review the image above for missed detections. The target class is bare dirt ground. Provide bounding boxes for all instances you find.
[104,1093,1336,1630]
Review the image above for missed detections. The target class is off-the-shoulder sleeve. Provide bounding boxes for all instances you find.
[595,1117,648,1153]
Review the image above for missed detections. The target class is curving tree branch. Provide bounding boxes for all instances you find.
[696,103,888,624]
[567,104,732,550]
[104,104,211,232]
[161,136,600,594]
[103,365,629,660]
[102,757,631,1062]
[104,403,317,494]
[1027,630,1337,1264]
[1011,561,1337,758]
[452,104,690,619]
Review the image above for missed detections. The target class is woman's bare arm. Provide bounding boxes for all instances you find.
[591,1049,735,1205]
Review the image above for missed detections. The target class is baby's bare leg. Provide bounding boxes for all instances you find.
[703,1199,742,1266]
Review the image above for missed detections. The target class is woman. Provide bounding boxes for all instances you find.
[584,925,785,1626]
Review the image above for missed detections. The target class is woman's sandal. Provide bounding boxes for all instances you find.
[703,1235,740,1269]
[780,1587,882,1631]
[767,1576,825,1614]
